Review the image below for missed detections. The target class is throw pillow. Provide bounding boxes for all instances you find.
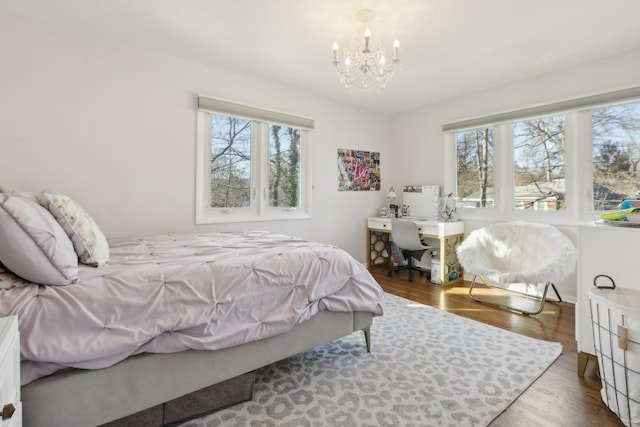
[0,193,78,285]
[39,190,110,267]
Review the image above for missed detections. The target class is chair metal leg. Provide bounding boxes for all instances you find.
[548,283,562,303]
[468,275,562,315]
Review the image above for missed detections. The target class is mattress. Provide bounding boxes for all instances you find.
[0,231,384,385]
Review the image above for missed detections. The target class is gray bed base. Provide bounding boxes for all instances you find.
[22,311,373,427]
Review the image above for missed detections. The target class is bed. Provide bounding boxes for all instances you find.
[0,191,385,426]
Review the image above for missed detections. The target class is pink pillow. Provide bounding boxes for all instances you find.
[0,193,78,285]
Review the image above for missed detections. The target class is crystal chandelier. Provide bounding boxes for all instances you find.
[332,9,400,91]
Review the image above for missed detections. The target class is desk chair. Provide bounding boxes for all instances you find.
[387,218,432,282]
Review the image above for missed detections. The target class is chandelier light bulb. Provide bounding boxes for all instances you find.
[331,9,401,91]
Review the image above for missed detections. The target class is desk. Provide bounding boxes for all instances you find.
[367,217,465,285]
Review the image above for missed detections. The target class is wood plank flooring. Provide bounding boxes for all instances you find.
[369,265,623,427]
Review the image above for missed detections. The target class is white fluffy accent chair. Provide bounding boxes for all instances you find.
[456,221,577,315]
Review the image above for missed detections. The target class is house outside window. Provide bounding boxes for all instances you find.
[446,88,640,222]
[513,115,566,211]
[196,96,313,224]
[455,128,494,209]
[592,101,640,211]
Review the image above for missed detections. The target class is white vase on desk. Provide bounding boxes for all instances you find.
[439,197,458,222]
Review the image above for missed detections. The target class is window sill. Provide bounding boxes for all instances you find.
[196,211,311,225]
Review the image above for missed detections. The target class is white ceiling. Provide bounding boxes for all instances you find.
[3,0,640,115]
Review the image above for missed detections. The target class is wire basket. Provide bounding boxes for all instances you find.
[589,282,640,427]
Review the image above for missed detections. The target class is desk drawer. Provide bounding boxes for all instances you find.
[367,217,464,236]
[418,221,464,236]
[416,223,440,236]
[368,218,391,232]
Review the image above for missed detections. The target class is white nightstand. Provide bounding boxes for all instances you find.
[0,316,20,427]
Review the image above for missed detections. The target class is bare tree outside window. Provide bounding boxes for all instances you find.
[451,97,640,217]
[197,97,312,223]
[209,114,252,208]
[456,128,494,208]
[269,125,301,208]
[208,114,303,210]
[592,101,640,211]
[513,115,565,210]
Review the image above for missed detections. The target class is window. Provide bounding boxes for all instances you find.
[268,125,301,208]
[592,101,640,211]
[196,96,313,224]
[456,127,494,209]
[513,115,566,211]
[209,114,252,208]
[445,87,640,222]
[455,116,567,213]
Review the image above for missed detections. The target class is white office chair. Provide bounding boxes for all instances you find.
[456,221,576,315]
[387,218,432,282]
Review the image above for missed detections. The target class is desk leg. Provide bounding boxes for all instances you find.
[440,233,464,286]
[368,229,390,267]
[439,237,447,284]
[367,229,371,268]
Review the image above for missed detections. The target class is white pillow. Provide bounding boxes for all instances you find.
[39,190,110,267]
[0,193,78,285]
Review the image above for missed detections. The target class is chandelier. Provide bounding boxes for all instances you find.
[332,9,400,91]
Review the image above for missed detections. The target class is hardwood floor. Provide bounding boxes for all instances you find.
[368,266,623,427]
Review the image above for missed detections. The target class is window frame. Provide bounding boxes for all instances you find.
[447,116,579,224]
[195,96,313,224]
[444,87,640,225]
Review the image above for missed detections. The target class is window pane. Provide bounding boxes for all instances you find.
[513,115,565,210]
[209,113,252,208]
[592,101,640,211]
[456,128,494,208]
[269,125,301,208]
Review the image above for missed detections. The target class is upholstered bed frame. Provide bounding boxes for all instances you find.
[0,192,381,426]
[22,311,373,427]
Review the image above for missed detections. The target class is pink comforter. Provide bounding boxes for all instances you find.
[0,231,384,385]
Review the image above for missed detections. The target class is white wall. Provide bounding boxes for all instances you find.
[4,11,640,295]
[0,12,390,263]
[390,48,640,300]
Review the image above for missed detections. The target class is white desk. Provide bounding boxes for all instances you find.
[367,217,465,285]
